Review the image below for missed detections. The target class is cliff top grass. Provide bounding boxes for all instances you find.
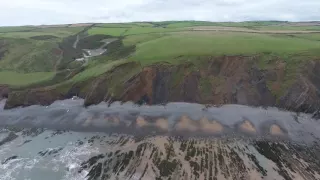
[0,27,84,39]
[128,31,320,65]
[0,71,55,86]
[1,21,320,88]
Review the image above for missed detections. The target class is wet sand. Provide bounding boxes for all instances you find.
[0,99,319,144]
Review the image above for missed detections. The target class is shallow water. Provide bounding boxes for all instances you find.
[0,129,112,180]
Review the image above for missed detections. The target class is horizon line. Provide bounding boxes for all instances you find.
[1,20,320,27]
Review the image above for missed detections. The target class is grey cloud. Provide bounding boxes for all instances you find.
[0,0,319,26]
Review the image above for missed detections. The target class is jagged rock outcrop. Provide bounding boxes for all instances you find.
[2,127,320,180]
[78,136,320,180]
[4,87,65,109]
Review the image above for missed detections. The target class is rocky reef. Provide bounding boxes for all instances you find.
[1,127,319,180]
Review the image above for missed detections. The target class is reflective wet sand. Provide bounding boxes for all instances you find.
[0,99,319,143]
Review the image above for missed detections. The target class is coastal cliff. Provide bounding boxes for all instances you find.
[3,56,320,115]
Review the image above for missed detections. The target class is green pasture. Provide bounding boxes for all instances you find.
[0,71,55,86]
[0,39,60,72]
[123,33,166,46]
[129,31,320,65]
[88,27,128,36]
[0,26,36,33]
[69,59,129,82]
[2,21,320,89]
[257,25,320,31]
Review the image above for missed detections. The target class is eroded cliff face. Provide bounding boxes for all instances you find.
[4,87,65,109]
[278,61,320,114]
[126,56,276,107]
[0,85,9,101]
[3,56,320,114]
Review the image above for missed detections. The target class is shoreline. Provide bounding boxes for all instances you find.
[0,98,319,144]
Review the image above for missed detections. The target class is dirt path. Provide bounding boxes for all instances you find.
[72,35,79,49]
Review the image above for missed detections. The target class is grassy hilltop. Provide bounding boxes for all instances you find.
[1,21,320,112]
[1,21,320,86]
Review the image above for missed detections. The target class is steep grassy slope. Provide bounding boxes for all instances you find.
[0,38,61,72]
[1,21,320,114]
[0,26,88,87]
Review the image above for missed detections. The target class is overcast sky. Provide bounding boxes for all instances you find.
[0,0,319,26]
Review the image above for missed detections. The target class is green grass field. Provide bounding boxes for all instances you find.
[124,27,185,35]
[164,21,219,28]
[0,71,55,86]
[0,39,60,72]
[129,31,320,65]
[290,33,320,41]
[88,26,185,36]
[88,27,128,36]
[0,26,83,87]
[0,27,84,39]
[123,33,166,46]
[130,22,154,27]
[2,21,320,87]
[256,25,320,31]
[33,27,84,37]
[96,23,137,28]
[97,22,154,28]
[0,26,36,33]
[163,21,283,28]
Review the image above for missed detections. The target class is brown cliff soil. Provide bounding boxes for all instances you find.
[0,85,9,100]
[3,56,320,115]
